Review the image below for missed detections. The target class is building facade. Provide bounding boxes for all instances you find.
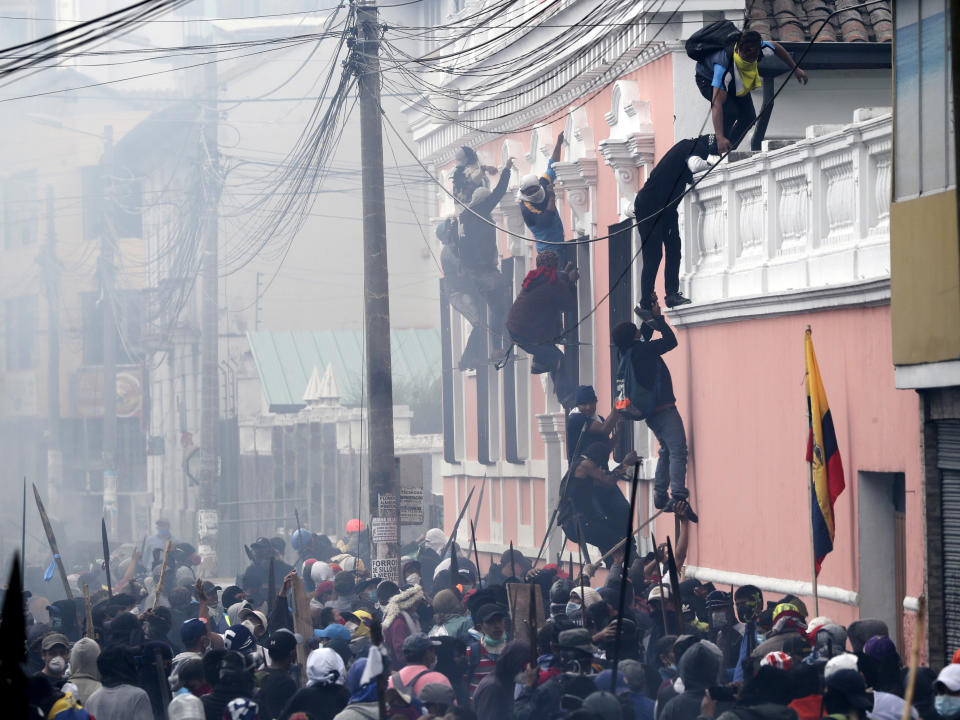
[889,0,958,666]
[404,0,927,650]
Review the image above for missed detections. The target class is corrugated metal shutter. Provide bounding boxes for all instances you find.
[939,420,960,469]
[939,420,960,653]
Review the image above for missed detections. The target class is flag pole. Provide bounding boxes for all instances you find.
[805,325,820,617]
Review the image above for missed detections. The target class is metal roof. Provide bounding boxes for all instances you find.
[247,329,441,413]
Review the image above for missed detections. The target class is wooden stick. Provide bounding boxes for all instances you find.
[901,595,927,720]
[290,574,312,688]
[585,509,666,576]
[152,539,172,612]
[32,483,73,601]
[83,583,95,640]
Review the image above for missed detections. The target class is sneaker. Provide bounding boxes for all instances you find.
[653,492,669,510]
[664,497,698,523]
[664,292,692,309]
[634,303,654,321]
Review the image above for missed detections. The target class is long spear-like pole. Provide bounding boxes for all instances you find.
[805,325,821,617]
[32,483,72,601]
[470,520,482,588]
[102,518,113,598]
[610,462,641,693]
[20,478,26,585]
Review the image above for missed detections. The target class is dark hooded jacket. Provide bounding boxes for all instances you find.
[634,135,711,222]
[659,642,722,720]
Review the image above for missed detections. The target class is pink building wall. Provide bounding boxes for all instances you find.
[437,53,922,646]
[655,305,923,631]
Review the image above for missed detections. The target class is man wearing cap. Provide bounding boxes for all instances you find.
[824,668,874,720]
[518,132,569,256]
[144,517,176,569]
[388,633,451,697]
[419,682,456,717]
[169,617,210,689]
[38,632,76,693]
[515,629,599,718]
[255,628,301,720]
[565,385,620,461]
[934,665,960,720]
[467,603,510,694]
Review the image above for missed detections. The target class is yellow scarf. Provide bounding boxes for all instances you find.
[733,49,762,96]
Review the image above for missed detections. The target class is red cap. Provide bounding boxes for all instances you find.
[315,581,335,598]
[346,519,366,533]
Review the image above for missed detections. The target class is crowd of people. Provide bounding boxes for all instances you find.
[9,514,958,720]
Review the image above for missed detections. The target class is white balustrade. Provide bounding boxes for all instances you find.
[681,109,891,312]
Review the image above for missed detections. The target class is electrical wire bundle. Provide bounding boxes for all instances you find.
[0,0,194,80]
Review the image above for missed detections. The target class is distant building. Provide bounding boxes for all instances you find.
[889,0,957,666]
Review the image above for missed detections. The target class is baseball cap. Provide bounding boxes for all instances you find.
[315,623,351,644]
[419,682,455,706]
[475,603,508,624]
[238,607,267,630]
[557,628,597,655]
[935,664,960,693]
[402,633,441,658]
[267,628,302,658]
[41,633,70,651]
[574,385,598,404]
[824,653,859,680]
[825,668,873,711]
[761,651,793,670]
[223,624,256,654]
[180,618,207,646]
[648,585,671,602]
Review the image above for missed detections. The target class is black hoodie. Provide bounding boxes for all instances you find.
[659,642,722,720]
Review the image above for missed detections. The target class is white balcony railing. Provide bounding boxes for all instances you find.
[677,108,891,323]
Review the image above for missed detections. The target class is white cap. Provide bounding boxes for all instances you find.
[519,173,540,192]
[824,652,859,679]
[310,561,333,584]
[936,664,960,693]
[648,585,672,601]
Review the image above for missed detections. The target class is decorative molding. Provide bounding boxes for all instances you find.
[681,111,892,311]
[668,277,890,328]
[894,360,960,390]
[685,565,859,606]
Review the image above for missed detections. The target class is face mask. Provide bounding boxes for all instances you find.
[47,657,67,675]
[483,633,506,649]
[406,574,420,586]
[565,601,582,617]
[710,611,730,628]
[936,695,960,719]
[345,622,359,634]
[158,529,170,538]
[367,591,378,603]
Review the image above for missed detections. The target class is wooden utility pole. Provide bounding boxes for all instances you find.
[356,0,400,582]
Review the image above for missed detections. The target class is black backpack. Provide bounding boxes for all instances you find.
[685,19,741,63]
[614,345,661,421]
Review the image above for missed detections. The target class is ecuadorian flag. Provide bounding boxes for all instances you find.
[805,328,845,575]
